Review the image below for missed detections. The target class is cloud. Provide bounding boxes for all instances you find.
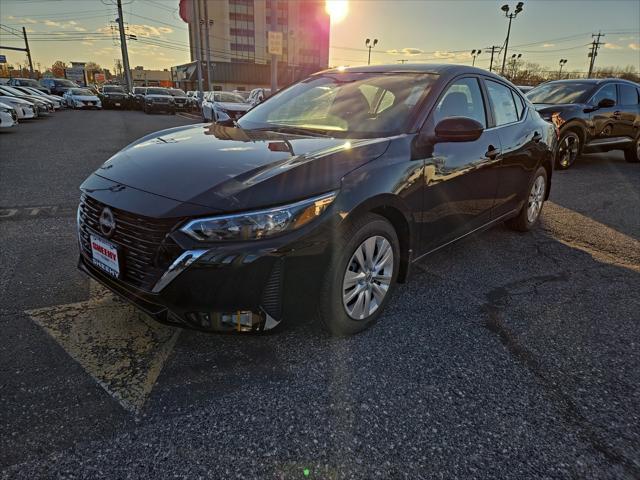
[618,35,638,41]
[128,24,172,37]
[629,43,640,51]
[44,20,62,27]
[386,47,424,56]
[74,26,87,32]
[434,51,456,59]
[604,43,622,49]
[82,41,94,46]
[542,43,555,48]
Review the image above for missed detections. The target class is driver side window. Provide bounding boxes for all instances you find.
[591,84,617,106]
[434,78,486,127]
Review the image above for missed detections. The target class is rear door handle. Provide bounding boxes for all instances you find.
[532,131,543,143]
[485,146,501,159]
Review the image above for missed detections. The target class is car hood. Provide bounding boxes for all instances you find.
[91,123,391,212]
[215,101,251,111]
[0,101,15,110]
[0,96,33,106]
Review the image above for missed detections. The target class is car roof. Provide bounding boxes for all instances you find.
[537,78,639,87]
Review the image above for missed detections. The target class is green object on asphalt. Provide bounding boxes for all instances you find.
[303,468,310,477]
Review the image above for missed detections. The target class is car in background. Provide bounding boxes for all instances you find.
[7,78,50,94]
[63,88,102,110]
[202,91,251,122]
[0,94,37,119]
[527,78,640,168]
[168,88,192,111]
[77,64,555,336]
[99,85,130,109]
[132,87,147,110]
[517,85,534,94]
[247,88,271,106]
[232,90,250,101]
[40,78,79,96]
[143,87,175,114]
[0,78,9,85]
[0,85,52,115]
[0,102,18,129]
[12,86,63,110]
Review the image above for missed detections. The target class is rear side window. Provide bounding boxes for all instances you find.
[619,84,639,105]
[512,91,525,119]
[486,80,519,126]
[591,84,617,105]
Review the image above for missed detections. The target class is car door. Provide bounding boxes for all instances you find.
[616,83,640,141]
[483,78,544,218]
[589,83,620,139]
[419,76,502,253]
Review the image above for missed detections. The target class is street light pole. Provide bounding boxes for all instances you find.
[471,49,482,67]
[558,59,568,79]
[500,2,524,76]
[365,38,378,65]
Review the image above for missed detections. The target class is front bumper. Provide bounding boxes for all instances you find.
[78,214,331,333]
[145,102,174,112]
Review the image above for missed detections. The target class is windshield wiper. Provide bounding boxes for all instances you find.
[246,125,332,137]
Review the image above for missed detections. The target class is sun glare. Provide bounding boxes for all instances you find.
[325,0,348,24]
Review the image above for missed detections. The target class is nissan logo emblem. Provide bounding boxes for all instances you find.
[99,207,116,238]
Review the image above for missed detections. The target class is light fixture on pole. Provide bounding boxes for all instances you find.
[500,2,524,75]
[471,49,482,67]
[509,53,522,79]
[365,38,378,65]
[558,58,568,79]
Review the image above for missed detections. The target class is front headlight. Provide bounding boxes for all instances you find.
[0,106,10,113]
[181,192,337,242]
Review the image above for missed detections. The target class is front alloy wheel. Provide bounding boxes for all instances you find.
[556,131,580,169]
[342,236,394,320]
[527,175,546,224]
[318,213,400,336]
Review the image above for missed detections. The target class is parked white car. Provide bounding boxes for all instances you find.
[247,88,271,106]
[63,88,102,109]
[202,91,251,122]
[0,101,18,128]
[16,86,63,109]
[0,93,36,119]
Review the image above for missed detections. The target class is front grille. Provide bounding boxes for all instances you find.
[153,98,169,103]
[78,194,184,291]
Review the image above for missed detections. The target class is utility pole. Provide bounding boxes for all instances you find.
[202,0,213,91]
[587,32,604,78]
[397,59,408,64]
[116,0,132,92]
[487,45,500,72]
[270,0,278,93]
[22,27,34,78]
[193,0,204,96]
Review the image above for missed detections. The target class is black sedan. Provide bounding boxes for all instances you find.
[99,85,130,109]
[77,64,556,336]
[527,79,640,168]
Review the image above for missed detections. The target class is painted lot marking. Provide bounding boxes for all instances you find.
[0,205,76,221]
[26,282,180,413]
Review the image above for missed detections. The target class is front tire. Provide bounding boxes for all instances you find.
[624,135,640,163]
[318,213,400,336]
[506,166,548,232]
[555,130,581,170]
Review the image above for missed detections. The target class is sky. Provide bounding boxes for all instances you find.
[0,0,638,74]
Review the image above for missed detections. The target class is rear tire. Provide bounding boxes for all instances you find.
[317,213,400,336]
[624,135,640,163]
[506,166,548,232]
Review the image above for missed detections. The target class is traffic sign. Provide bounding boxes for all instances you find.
[0,55,6,64]
[268,31,283,56]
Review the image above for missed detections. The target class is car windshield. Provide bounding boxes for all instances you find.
[214,92,246,103]
[169,89,187,96]
[1,86,28,96]
[146,88,169,95]
[238,72,438,137]
[133,88,145,94]
[17,79,41,87]
[54,79,78,87]
[526,82,595,105]
[103,86,125,93]
[71,89,93,95]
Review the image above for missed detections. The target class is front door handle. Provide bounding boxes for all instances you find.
[485,146,501,159]
[532,131,543,143]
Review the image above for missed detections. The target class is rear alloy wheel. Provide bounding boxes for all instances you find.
[318,213,399,336]
[556,131,580,169]
[624,135,640,163]
[506,166,548,232]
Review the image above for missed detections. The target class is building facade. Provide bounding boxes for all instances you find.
[184,0,329,90]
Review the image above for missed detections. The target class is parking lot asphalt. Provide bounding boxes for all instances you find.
[1,110,639,480]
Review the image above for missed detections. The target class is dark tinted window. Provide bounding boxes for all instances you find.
[103,86,125,93]
[591,84,617,105]
[434,77,486,127]
[486,80,519,126]
[526,82,594,105]
[619,84,638,105]
[146,88,169,95]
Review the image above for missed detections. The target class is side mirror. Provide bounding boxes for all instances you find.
[596,98,615,108]
[434,117,484,142]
